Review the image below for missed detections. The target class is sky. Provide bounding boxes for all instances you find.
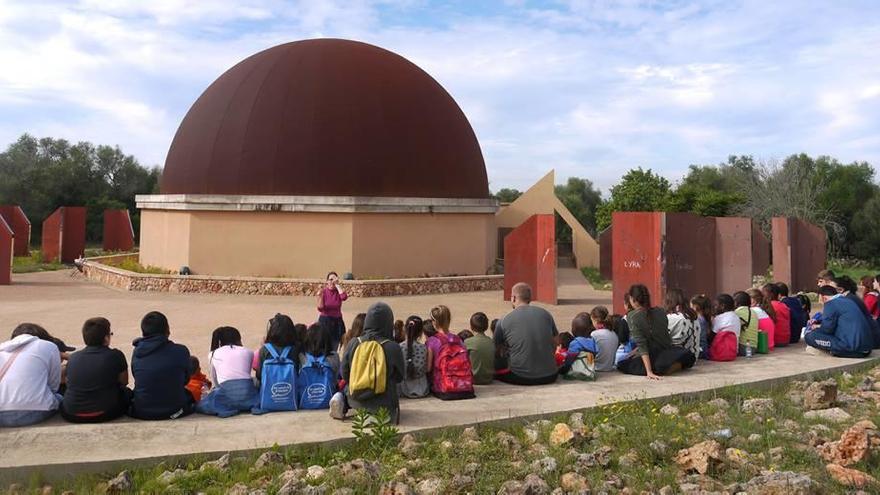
[1,0,879,194]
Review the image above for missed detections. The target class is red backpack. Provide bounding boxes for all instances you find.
[432,333,476,400]
[709,331,738,362]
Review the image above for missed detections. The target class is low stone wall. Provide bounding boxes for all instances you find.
[81,255,503,297]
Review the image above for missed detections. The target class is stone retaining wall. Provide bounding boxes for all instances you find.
[82,255,503,297]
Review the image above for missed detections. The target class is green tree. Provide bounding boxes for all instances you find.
[851,191,880,261]
[0,134,160,245]
[494,188,522,203]
[555,177,602,239]
[596,168,672,231]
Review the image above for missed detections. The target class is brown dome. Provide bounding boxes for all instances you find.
[160,38,489,199]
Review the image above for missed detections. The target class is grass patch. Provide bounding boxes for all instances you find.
[581,266,612,290]
[102,256,172,274]
[12,251,64,273]
[15,363,880,494]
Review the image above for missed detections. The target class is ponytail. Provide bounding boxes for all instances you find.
[404,315,423,379]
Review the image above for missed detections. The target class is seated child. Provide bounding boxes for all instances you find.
[393,320,405,344]
[185,356,211,403]
[457,330,474,341]
[555,332,574,368]
[589,306,619,371]
[570,313,599,358]
[611,315,635,366]
[464,312,494,385]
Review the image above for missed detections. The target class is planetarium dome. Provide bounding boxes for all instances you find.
[160,38,489,199]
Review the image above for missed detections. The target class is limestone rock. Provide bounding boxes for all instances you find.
[684,412,702,422]
[379,481,413,495]
[528,443,549,457]
[106,471,132,493]
[277,468,305,487]
[748,434,762,443]
[253,451,284,470]
[464,463,480,476]
[462,427,479,441]
[497,481,524,495]
[826,463,878,488]
[523,428,539,444]
[306,465,326,481]
[398,434,420,456]
[709,410,730,424]
[857,376,875,391]
[439,440,453,451]
[497,431,522,451]
[340,459,381,483]
[710,428,733,440]
[300,486,326,495]
[725,448,750,466]
[674,440,725,475]
[649,440,668,455]
[415,478,444,495]
[659,404,679,415]
[529,456,557,474]
[658,485,674,495]
[451,475,474,490]
[522,474,551,495]
[227,483,250,495]
[804,407,851,423]
[560,472,589,493]
[201,454,231,471]
[157,469,188,484]
[569,412,585,429]
[549,423,574,447]
[804,379,838,410]
[817,420,880,466]
[575,446,613,471]
[742,398,773,414]
[742,470,815,495]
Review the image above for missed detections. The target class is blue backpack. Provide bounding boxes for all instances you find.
[297,353,335,409]
[259,344,297,411]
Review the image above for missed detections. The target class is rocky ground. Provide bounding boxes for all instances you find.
[8,362,880,494]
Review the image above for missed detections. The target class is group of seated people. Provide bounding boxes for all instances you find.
[1,273,877,428]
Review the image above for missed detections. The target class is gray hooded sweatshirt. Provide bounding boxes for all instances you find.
[341,302,405,422]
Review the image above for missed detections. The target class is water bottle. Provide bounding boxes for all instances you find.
[745,340,753,358]
[201,382,210,399]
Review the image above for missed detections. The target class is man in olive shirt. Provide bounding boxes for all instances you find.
[493,283,559,385]
[465,312,495,384]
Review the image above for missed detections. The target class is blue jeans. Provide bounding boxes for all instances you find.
[805,330,871,358]
[196,378,260,418]
[0,409,57,427]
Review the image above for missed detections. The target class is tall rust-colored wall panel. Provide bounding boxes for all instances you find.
[714,217,753,295]
[41,207,87,263]
[772,217,827,293]
[666,212,717,301]
[0,216,12,285]
[103,209,135,252]
[41,209,63,263]
[751,222,770,277]
[612,212,663,314]
[0,205,30,256]
[599,227,612,280]
[503,214,557,305]
[61,207,86,263]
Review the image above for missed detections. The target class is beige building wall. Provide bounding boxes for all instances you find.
[351,213,496,278]
[138,209,496,279]
[139,210,192,271]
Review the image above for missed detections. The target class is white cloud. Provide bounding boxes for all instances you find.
[0,0,878,192]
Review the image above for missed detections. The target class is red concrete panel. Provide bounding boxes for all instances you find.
[751,222,770,278]
[599,227,612,280]
[103,209,135,252]
[0,216,12,285]
[714,217,753,295]
[41,208,63,263]
[41,207,87,263]
[666,212,716,302]
[611,212,663,314]
[772,217,827,293]
[0,205,30,256]
[60,207,86,263]
[503,214,557,305]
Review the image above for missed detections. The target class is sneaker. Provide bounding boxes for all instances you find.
[329,391,346,420]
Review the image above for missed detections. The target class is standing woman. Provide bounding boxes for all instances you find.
[317,272,348,352]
